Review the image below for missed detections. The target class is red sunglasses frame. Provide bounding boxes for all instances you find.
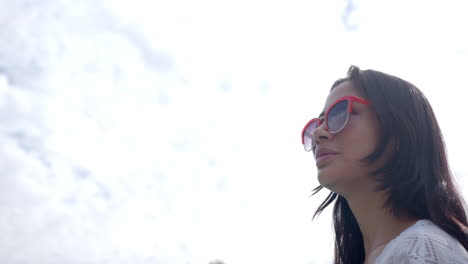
[301,95,370,146]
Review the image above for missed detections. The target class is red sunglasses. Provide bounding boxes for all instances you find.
[301,95,370,151]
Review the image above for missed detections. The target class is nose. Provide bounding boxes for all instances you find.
[313,121,332,146]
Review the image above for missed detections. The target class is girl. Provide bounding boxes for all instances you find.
[301,66,468,263]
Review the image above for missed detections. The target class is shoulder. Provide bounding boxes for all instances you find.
[377,220,468,264]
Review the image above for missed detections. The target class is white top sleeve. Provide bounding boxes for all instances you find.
[375,220,468,264]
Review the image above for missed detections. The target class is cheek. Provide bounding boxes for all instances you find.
[317,119,381,192]
[341,131,378,162]
[327,125,380,182]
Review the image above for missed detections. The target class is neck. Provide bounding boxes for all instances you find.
[344,187,418,263]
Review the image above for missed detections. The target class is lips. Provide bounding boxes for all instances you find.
[315,147,339,160]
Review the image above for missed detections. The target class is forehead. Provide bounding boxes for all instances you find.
[323,81,362,109]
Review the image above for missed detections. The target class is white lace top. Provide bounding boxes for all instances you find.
[375,219,468,264]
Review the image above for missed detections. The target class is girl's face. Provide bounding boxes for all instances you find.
[313,81,382,196]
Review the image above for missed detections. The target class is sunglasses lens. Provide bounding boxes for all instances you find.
[327,100,349,133]
[303,120,319,151]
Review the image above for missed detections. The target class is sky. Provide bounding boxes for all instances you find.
[0,0,467,263]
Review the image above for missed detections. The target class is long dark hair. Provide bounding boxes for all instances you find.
[312,66,468,264]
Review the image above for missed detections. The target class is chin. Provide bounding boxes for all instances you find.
[317,170,334,189]
[317,168,342,192]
